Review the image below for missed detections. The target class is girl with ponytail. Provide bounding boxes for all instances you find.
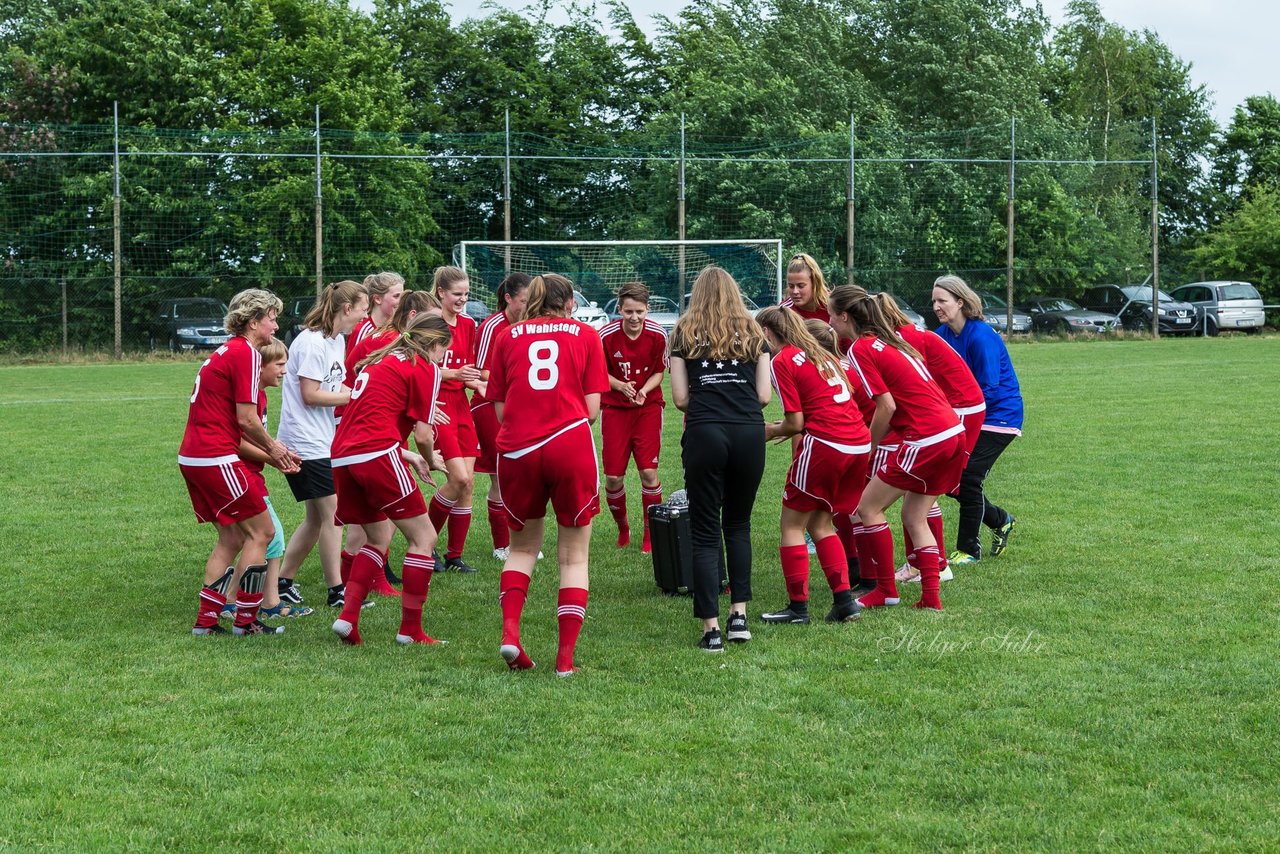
[275,280,369,610]
[329,313,452,646]
[827,284,966,612]
[755,306,871,626]
[486,272,610,676]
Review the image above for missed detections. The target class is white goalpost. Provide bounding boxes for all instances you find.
[452,239,784,309]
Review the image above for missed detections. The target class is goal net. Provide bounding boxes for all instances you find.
[452,240,783,310]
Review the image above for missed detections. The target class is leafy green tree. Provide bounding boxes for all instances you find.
[1189,184,1280,302]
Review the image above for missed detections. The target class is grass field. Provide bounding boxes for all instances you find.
[1,336,1277,850]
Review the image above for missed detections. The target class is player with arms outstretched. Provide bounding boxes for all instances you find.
[487,273,610,676]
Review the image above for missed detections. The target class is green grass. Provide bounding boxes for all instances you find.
[1,337,1277,850]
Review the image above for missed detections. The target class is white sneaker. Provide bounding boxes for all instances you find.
[896,563,920,583]
[939,566,954,582]
[492,547,510,561]
[537,551,545,560]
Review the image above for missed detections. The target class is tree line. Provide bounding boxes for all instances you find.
[1,0,1277,349]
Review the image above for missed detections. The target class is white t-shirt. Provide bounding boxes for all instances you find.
[277,328,346,460]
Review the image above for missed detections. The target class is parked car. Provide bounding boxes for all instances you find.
[976,291,1033,334]
[463,299,492,324]
[572,291,609,329]
[1018,296,1119,334]
[602,296,681,332]
[871,291,927,331]
[1080,285,1197,335]
[150,297,230,352]
[1169,281,1265,335]
[279,294,314,344]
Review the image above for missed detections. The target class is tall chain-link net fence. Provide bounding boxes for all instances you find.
[0,118,1154,353]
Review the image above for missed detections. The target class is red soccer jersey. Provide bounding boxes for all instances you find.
[843,358,877,427]
[770,344,870,445]
[344,327,397,388]
[473,311,513,403]
[179,336,261,461]
[440,312,478,393]
[898,325,984,409]
[487,317,610,453]
[781,298,829,323]
[332,352,441,459]
[599,319,667,408]
[847,334,959,442]
[241,390,269,478]
[350,316,377,349]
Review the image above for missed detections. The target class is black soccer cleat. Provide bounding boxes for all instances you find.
[232,619,285,636]
[825,599,862,623]
[443,556,477,574]
[760,604,811,625]
[990,515,1017,557]
[192,623,228,636]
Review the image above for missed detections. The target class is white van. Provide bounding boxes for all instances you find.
[1170,281,1265,335]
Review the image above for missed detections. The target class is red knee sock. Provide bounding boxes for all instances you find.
[428,492,455,536]
[446,505,472,559]
[640,485,662,552]
[397,552,437,642]
[779,543,810,603]
[814,534,850,595]
[500,570,531,647]
[340,549,355,585]
[833,513,860,578]
[487,498,510,551]
[338,546,384,642]
[927,505,947,567]
[911,546,943,610]
[855,522,899,607]
[194,587,225,630]
[233,564,269,629]
[606,487,629,544]
[556,587,589,673]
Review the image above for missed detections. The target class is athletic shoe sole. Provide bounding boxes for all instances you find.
[991,518,1017,556]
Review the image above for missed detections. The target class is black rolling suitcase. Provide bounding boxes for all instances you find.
[648,501,693,595]
[648,493,726,596]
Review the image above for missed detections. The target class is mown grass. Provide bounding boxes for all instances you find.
[0,336,1277,850]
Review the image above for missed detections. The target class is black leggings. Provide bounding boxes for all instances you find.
[681,421,766,620]
[950,430,1015,557]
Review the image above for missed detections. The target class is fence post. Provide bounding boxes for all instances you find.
[112,102,122,358]
[61,276,68,355]
[847,114,856,286]
[314,106,323,297]
[1005,115,1015,333]
[1150,116,1160,338]
[504,108,512,275]
[678,112,687,301]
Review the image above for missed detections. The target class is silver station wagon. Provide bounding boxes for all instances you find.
[1169,281,1265,335]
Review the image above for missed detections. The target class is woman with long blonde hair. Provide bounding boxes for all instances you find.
[669,266,772,652]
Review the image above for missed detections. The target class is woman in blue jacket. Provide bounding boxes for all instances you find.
[930,275,1022,565]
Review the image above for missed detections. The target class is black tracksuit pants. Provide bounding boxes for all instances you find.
[681,421,766,620]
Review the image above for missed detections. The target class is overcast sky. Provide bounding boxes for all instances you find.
[351,0,1274,127]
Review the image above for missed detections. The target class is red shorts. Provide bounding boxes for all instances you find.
[180,457,268,525]
[782,434,870,514]
[955,403,986,454]
[601,404,663,477]
[332,446,428,525]
[471,400,500,474]
[876,428,967,496]
[870,431,901,483]
[435,388,479,460]
[496,421,600,530]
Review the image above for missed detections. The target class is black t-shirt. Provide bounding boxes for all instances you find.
[672,348,763,426]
